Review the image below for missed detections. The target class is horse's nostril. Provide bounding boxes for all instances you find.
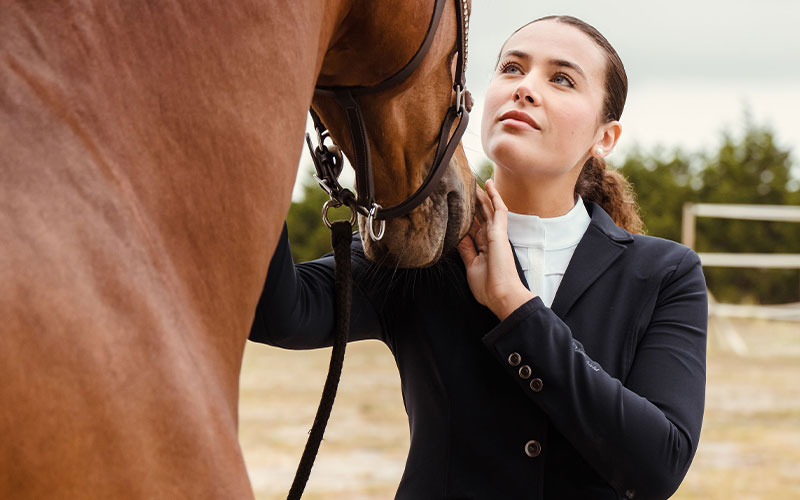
[447,190,460,213]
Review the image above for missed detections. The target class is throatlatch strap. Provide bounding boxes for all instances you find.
[287,221,352,500]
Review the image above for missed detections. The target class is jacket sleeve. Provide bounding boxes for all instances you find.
[482,248,707,500]
[249,224,385,349]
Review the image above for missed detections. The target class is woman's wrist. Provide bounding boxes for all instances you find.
[490,286,535,321]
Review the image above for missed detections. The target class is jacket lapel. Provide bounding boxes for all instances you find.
[550,202,633,318]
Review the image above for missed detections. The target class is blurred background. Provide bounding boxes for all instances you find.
[240,1,800,498]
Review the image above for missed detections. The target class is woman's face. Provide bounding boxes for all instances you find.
[481,20,614,180]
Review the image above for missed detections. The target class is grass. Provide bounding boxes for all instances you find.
[239,318,800,499]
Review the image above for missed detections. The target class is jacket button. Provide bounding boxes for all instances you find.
[529,378,543,392]
[518,365,531,379]
[524,440,541,457]
[508,352,521,366]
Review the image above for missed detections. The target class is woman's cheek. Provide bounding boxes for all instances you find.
[556,109,593,148]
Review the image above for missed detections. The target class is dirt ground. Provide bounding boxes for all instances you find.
[239,317,800,499]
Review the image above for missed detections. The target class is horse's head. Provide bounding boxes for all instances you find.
[312,0,476,268]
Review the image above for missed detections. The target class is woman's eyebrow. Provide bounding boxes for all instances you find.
[548,59,587,80]
[499,49,530,62]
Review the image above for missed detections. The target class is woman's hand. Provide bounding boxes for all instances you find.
[457,179,535,321]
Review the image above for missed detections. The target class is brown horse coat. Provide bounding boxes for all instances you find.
[1,0,472,497]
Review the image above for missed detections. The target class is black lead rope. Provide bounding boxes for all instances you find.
[287,220,352,500]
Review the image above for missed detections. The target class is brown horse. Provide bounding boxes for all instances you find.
[0,0,474,498]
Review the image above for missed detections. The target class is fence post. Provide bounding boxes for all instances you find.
[682,202,696,249]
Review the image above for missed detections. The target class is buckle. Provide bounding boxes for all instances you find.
[454,85,465,116]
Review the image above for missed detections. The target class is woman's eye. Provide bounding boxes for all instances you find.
[552,73,575,87]
[498,62,521,75]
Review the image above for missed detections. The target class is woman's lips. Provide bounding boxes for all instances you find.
[499,110,541,130]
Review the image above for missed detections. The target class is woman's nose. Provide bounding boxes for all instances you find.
[513,83,540,105]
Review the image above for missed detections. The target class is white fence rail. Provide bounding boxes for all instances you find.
[697,253,800,269]
[681,203,800,354]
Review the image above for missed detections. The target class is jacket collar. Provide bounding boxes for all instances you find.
[584,200,635,244]
[543,201,633,317]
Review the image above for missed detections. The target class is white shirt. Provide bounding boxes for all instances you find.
[506,197,591,308]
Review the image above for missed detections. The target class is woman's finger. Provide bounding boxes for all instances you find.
[485,179,509,236]
[485,179,508,214]
[474,195,487,225]
[467,216,481,240]
[457,233,478,265]
[475,186,493,224]
[467,216,487,252]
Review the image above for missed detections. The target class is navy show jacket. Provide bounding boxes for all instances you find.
[249,201,708,500]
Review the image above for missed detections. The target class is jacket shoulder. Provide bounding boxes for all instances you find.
[629,233,697,261]
[585,201,700,273]
[624,233,703,283]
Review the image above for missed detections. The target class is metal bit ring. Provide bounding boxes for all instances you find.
[322,199,357,229]
[367,204,386,241]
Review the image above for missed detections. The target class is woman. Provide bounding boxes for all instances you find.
[251,15,707,500]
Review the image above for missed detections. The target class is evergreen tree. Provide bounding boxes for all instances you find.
[616,117,799,304]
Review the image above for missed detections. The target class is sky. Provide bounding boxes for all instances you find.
[295,0,800,198]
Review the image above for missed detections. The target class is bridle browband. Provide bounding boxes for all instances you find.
[306,0,472,241]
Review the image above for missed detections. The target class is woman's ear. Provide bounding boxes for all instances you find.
[592,121,622,158]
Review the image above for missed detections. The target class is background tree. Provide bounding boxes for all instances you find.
[615,117,799,304]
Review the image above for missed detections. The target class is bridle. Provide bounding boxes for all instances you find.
[306,0,473,241]
[287,3,472,498]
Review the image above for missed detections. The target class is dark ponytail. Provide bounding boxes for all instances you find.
[575,156,643,234]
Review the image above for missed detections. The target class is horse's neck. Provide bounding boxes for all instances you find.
[0,0,436,372]
[1,0,350,382]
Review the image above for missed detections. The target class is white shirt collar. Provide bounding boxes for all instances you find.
[506,196,591,250]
